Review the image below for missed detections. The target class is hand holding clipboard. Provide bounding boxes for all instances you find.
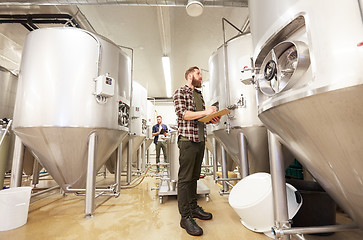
[198,108,230,123]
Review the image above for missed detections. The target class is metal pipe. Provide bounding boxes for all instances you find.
[10,135,24,188]
[215,177,241,181]
[274,224,359,237]
[225,181,234,188]
[95,192,119,198]
[222,44,231,109]
[240,15,250,33]
[238,132,249,178]
[212,137,218,180]
[294,234,305,240]
[31,185,60,197]
[118,45,134,95]
[204,148,210,166]
[146,147,150,165]
[0,14,80,30]
[358,0,363,23]
[0,119,12,147]
[115,142,122,193]
[84,31,101,77]
[137,146,142,171]
[268,130,290,240]
[21,23,33,31]
[85,132,97,218]
[141,140,146,172]
[75,191,119,197]
[127,138,133,184]
[221,145,229,192]
[32,159,41,186]
[67,187,115,193]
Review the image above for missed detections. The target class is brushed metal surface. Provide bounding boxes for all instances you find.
[259,85,363,229]
[213,127,270,173]
[208,34,270,173]
[13,28,131,129]
[249,0,363,229]
[14,127,127,190]
[0,68,17,119]
[105,135,147,174]
[12,28,131,190]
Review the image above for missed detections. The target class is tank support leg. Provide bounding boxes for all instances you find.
[212,138,218,181]
[85,132,97,218]
[141,141,146,172]
[238,132,249,179]
[115,142,122,193]
[137,146,142,172]
[10,135,25,188]
[221,145,229,193]
[32,158,41,187]
[268,131,290,240]
[127,138,133,184]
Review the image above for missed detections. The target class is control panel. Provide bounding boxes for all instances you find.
[95,74,115,98]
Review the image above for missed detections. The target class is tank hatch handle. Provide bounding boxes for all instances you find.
[264,59,277,81]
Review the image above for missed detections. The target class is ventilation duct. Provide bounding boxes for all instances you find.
[0,0,248,7]
[0,14,80,31]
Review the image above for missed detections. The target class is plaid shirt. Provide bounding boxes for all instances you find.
[173,85,206,142]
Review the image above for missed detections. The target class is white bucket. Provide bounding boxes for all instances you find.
[229,173,302,234]
[0,187,32,231]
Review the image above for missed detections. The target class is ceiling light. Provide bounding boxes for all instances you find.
[162,56,172,98]
[186,0,204,17]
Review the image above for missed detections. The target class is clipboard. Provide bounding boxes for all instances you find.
[198,108,230,123]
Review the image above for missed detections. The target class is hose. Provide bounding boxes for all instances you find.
[120,165,151,189]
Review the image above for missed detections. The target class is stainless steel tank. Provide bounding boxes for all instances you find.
[0,67,18,119]
[208,33,270,173]
[201,81,214,153]
[0,68,18,171]
[249,0,363,229]
[106,81,147,174]
[0,125,10,189]
[12,27,131,191]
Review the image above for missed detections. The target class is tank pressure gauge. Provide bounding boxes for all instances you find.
[95,75,115,98]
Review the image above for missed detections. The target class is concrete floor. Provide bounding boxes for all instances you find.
[1,171,362,240]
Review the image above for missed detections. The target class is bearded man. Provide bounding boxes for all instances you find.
[173,66,220,236]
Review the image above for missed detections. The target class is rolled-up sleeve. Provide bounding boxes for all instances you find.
[173,89,186,120]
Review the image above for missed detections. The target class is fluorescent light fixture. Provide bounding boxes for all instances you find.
[186,0,204,17]
[162,56,172,98]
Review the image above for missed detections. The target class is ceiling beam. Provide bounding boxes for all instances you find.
[0,0,248,7]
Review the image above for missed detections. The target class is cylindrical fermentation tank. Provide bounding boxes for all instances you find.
[12,27,131,191]
[201,81,214,153]
[106,81,148,174]
[0,68,18,180]
[208,33,270,173]
[249,0,363,229]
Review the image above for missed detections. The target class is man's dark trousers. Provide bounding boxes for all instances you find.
[177,140,205,217]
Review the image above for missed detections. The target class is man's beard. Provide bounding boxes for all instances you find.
[192,76,202,88]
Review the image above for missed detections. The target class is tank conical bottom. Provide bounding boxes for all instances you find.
[259,84,363,229]
[14,127,127,190]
